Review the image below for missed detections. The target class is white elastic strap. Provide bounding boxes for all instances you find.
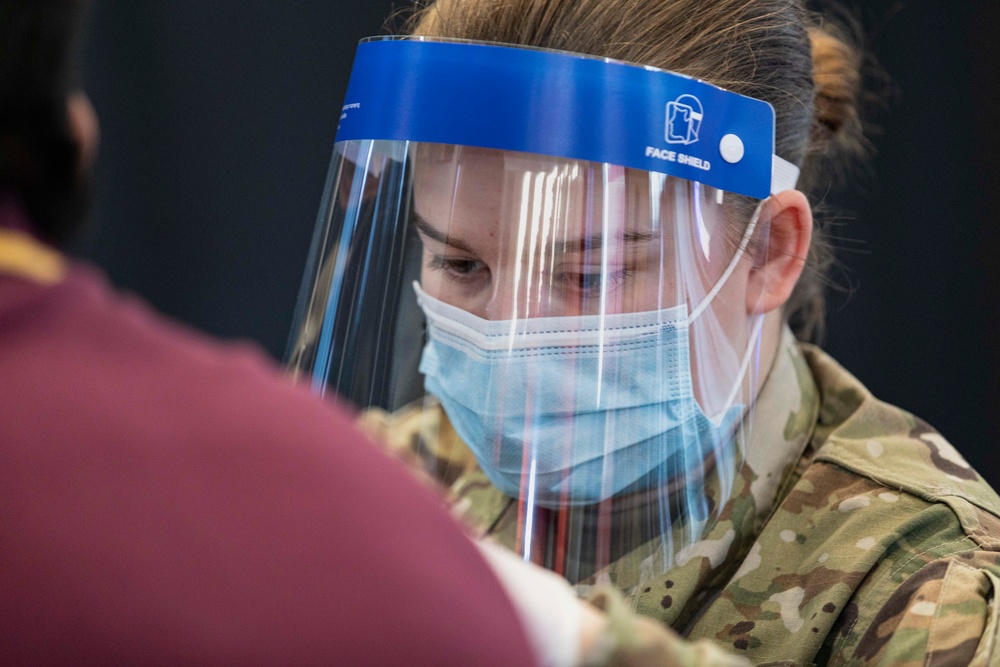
[708,313,765,424]
[687,202,762,323]
[690,153,798,323]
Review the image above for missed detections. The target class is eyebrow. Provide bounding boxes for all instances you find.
[411,211,657,255]
[557,230,657,254]
[412,212,478,255]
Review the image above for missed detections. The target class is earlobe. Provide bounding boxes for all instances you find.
[745,190,813,314]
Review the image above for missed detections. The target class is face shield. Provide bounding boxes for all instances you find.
[287,38,799,588]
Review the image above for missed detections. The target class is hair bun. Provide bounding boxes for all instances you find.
[806,25,867,170]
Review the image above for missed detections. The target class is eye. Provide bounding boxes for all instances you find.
[561,269,631,297]
[427,255,488,282]
[574,272,604,293]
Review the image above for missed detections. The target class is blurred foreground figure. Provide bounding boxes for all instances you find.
[0,2,543,664]
[289,0,1000,664]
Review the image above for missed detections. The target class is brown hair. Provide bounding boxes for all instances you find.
[403,0,867,342]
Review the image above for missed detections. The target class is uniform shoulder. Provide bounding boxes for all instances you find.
[798,343,1000,544]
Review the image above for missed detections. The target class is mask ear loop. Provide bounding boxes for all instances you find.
[683,199,769,425]
[687,199,765,323]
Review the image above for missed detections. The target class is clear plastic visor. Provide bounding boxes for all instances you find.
[288,139,771,587]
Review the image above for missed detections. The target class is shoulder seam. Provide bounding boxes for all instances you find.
[815,444,1000,521]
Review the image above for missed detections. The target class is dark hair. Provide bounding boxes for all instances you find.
[0,0,90,245]
[404,0,868,342]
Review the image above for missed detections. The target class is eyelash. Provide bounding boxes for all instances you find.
[427,255,487,283]
[567,269,632,297]
[426,256,632,297]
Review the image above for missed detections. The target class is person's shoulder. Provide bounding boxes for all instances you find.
[1,256,360,452]
[799,342,1000,523]
[711,345,1000,664]
[0,260,540,666]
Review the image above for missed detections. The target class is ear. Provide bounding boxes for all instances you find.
[67,91,100,176]
[745,190,813,314]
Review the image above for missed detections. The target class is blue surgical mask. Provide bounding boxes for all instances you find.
[415,284,747,509]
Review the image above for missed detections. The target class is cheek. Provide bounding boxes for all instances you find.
[615,268,674,313]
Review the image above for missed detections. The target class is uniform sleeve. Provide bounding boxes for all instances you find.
[581,562,1000,667]
[581,588,751,667]
[842,558,1000,666]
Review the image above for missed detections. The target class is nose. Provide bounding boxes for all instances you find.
[481,280,517,321]
[481,275,566,321]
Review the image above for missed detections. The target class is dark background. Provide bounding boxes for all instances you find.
[72,1,1000,487]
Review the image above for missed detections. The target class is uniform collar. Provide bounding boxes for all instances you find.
[622,326,820,628]
[0,196,66,286]
[744,326,822,529]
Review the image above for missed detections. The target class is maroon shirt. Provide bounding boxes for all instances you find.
[0,202,536,665]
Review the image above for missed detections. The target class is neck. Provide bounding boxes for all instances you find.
[754,311,786,396]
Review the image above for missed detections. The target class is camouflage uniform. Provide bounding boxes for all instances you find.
[364,327,1000,665]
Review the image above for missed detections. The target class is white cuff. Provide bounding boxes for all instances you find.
[473,539,583,667]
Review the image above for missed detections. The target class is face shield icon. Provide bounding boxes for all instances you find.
[666,94,704,145]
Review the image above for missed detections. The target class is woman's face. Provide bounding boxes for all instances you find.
[412,145,739,321]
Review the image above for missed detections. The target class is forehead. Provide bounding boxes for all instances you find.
[414,145,587,180]
[412,145,660,220]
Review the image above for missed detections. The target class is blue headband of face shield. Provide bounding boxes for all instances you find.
[336,37,800,199]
